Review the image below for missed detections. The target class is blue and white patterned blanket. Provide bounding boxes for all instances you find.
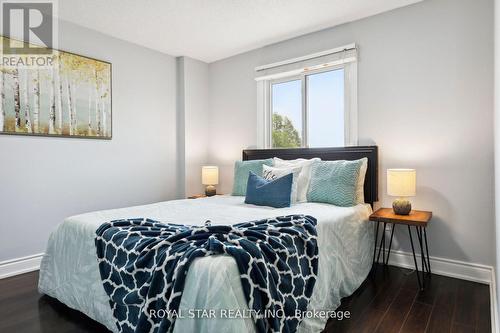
[95,215,318,333]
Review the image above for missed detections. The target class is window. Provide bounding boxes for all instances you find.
[256,45,357,148]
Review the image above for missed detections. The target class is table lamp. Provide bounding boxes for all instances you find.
[387,169,416,215]
[202,166,219,196]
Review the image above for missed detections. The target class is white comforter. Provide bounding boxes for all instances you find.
[38,196,373,333]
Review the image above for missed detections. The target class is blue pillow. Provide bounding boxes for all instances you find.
[244,172,293,208]
[232,159,273,196]
[307,160,363,207]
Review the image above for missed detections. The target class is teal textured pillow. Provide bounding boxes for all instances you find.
[307,160,363,207]
[232,159,273,196]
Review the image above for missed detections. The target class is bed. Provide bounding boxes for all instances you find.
[38,146,378,333]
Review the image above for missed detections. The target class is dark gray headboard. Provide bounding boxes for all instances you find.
[242,146,378,206]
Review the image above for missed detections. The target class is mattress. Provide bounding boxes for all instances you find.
[38,195,373,333]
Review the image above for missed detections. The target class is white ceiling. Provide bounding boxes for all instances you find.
[57,0,422,63]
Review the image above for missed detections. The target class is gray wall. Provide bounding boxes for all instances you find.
[208,0,495,265]
[0,21,179,261]
[179,57,210,197]
[494,0,500,310]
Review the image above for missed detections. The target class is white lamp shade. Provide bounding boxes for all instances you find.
[387,169,416,197]
[202,166,219,185]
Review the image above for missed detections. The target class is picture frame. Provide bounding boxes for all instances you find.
[0,36,112,139]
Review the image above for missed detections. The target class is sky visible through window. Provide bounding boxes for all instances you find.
[271,68,344,148]
[307,68,344,147]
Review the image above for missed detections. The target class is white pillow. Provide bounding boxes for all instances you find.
[356,158,368,204]
[262,165,301,203]
[273,157,321,202]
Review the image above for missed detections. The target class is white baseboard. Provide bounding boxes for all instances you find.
[0,250,494,284]
[381,248,493,284]
[0,253,44,279]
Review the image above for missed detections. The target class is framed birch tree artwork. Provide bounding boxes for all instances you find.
[0,36,112,139]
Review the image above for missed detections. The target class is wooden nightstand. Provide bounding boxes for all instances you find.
[187,194,223,199]
[369,208,432,290]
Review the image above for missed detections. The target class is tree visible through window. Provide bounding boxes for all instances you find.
[272,113,301,148]
[271,79,302,148]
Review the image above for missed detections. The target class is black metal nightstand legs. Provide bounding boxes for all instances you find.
[407,225,431,290]
[373,223,395,267]
[424,228,431,274]
[386,224,395,265]
[416,227,430,274]
[407,225,422,289]
[372,222,380,266]
[373,222,431,290]
[375,222,387,264]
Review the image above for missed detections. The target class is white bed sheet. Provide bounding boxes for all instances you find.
[38,196,373,333]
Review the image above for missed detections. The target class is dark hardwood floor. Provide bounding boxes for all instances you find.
[0,270,110,333]
[0,266,491,333]
[324,265,491,333]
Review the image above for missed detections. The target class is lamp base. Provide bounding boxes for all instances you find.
[392,199,411,215]
[205,185,216,197]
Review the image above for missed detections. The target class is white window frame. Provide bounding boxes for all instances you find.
[256,46,358,149]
